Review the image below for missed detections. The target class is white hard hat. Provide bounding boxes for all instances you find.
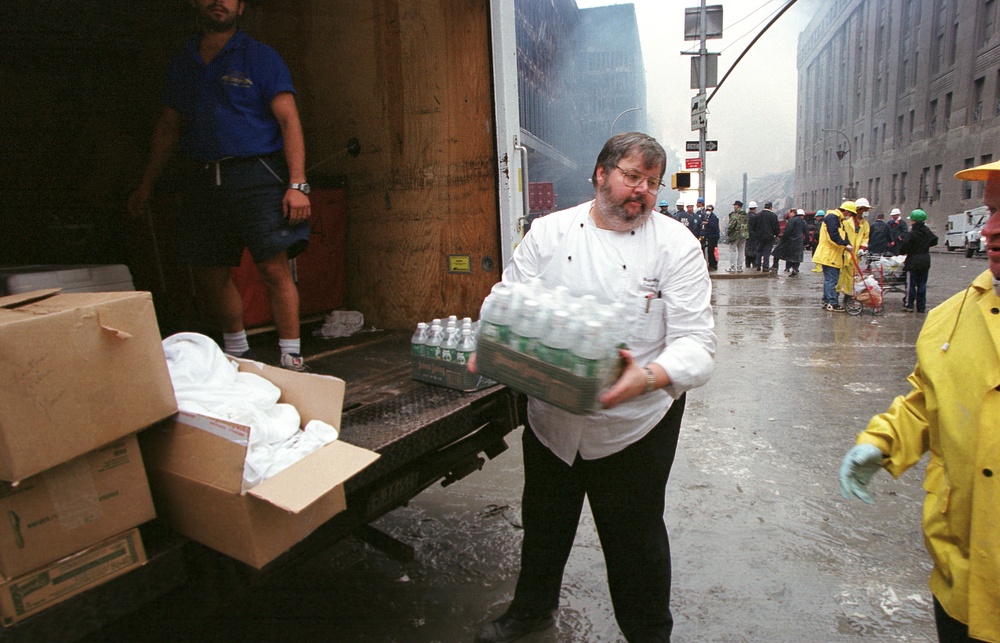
[855,197,871,208]
[675,198,684,207]
[796,209,805,215]
[748,201,758,209]
[890,207,901,216]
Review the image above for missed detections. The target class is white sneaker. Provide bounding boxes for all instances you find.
[280,353,309,372]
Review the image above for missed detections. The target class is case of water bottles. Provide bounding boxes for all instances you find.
[410,315,496,392]
[473,280,627,415]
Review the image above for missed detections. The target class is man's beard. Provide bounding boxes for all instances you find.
[595,181,651,232]
[197,4,241,32]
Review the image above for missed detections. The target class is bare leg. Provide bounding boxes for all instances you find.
[255,251,300,340]
[191,266,245,333]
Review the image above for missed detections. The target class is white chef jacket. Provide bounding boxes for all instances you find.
[499,200,716,464]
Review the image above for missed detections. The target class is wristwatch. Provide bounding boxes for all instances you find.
[288,182,311,194]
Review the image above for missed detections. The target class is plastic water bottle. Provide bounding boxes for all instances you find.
[426,322,444,360]
[441,325,459,362]
[510,298,546,355]
[411,322,429,357]
[568,320,605,378]
[536,309,573,367]
[479,285,513,345]
[456,328,476,365]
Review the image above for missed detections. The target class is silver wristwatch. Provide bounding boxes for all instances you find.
[288,182,311,194]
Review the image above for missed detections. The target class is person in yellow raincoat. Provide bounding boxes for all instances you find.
[839,158,1000,642]
[836,203,871,307]
[812,202,854,311]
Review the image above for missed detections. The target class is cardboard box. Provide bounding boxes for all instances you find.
[0,435,155,579]
[0,528,146,626]
[411,355,495,392]
[475,339,610,414]
[0,290,177,481]
[140,360,380,569]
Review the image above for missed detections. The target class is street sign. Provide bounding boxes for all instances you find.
[685,158,702,170]
[686,140,719,152]
[691,113,707,131]
[690,54,719,89]
[691,94,707,115]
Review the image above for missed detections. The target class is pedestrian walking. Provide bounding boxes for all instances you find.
[701,204,720,271]
[899,209,939,313]
[127,0,313,371]
[754,202,781,271]
[745,201,760,269]
[471,132,716,643]
[772,208,807,276]
[838,157,1000,643]
[726,200,749,273]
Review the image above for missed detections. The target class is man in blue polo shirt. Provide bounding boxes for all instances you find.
[128,0,311,371]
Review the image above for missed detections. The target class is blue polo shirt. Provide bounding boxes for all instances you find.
[162,30,296,162]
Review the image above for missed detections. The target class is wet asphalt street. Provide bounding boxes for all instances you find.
[302,250,988,643]
[87,250,988,643]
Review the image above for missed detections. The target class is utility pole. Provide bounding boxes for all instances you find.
[698,0,708,204]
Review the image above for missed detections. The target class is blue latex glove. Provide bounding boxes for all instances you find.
[839,444,885,505]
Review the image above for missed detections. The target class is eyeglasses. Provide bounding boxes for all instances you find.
[615,166,665,193]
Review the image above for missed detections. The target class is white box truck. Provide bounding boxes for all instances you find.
[945,206,989,256]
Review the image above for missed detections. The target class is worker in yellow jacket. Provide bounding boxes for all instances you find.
[836,203,871,307]
[839,158,1000,642]
[811,202,854,311]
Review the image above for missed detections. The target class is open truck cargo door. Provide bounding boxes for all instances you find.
[490,0,526,267]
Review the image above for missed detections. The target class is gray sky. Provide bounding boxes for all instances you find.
[576,0,823,200]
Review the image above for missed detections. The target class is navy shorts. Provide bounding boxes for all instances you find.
[177,152,310,267]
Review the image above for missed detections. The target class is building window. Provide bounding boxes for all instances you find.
[934,164,943,201]
[980,155,994,197]
[868,178,874,201]
[895,115,904,147]
[963,157,976,199]
[995,69,1000,116]
[944,92,953,129]
[909,110,916,142]
[875,177,881,204]
[920,167,930,202]
[973,77,985,123]
[872,126,879,156]
[892,174,898,202]
[928,99,938,135]
[982,0,997,48]
[901,172,908,202]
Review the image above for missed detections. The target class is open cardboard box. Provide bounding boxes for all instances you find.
[140,359,380,569]
[0,289,177,482]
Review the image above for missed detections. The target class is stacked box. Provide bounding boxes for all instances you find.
[0,528,146,626]
[0,288,176,622]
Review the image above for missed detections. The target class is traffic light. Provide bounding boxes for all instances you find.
[671,172,691,189]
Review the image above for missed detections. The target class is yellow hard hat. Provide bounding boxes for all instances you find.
[839,201,857,214]
[954,159,1000,181]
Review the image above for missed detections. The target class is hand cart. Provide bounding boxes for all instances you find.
[846,252,885,316]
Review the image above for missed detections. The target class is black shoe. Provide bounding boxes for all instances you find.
[474,610,556,643]
[902,306,914,313]
[230,348,258,361]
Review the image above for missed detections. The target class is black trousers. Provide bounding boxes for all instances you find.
[509,395,686,642]
[935,597,987,642]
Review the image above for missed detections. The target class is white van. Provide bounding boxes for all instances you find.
[945,206,989,254]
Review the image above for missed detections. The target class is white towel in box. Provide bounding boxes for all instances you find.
[162,333,338,491]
